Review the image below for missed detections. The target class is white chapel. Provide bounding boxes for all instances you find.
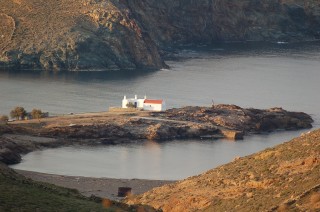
[122,95,166,111]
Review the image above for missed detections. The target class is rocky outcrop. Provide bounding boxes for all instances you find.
[160,105,313,133]
[0,0,165,71]
[0,137,27,164]
[36,118,220,142]
[1,0,320,71]
[125,128,320,211]
[1,105,313,165]
[9,105,313,142]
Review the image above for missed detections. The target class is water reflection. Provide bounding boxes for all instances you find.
[3,42,320,179]
[0,68,157,82]
[11,129,309,180]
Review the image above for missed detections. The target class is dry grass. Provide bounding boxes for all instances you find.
[125,129,320,211]
[310,192,320,207]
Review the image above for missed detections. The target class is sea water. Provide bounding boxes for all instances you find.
[4,42,320,180]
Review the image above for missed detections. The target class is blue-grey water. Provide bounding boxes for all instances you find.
[4,42,320,180]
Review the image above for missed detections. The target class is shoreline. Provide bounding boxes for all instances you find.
[0,104,314,166]
[15,169,175,201]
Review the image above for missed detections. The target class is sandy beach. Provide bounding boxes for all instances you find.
[15,169,175,201]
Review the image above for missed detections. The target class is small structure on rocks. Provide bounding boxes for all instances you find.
[118,187,132,197]
[122,95,166,111]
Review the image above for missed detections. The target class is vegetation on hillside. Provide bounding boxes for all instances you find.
[0,163,158,211]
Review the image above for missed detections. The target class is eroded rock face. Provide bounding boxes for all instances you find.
[0,0,164,71]
[0,0,320,71]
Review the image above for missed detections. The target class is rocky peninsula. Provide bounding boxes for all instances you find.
[0,104,317,210]
[1,0,320,71]
[0,104,313,165]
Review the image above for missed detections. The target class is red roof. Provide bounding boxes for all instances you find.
[144,99,163,104]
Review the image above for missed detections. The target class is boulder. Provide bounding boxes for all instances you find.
[0,148,21,164]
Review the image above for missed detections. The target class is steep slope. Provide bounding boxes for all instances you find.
[0,0,164,71]
[1,0,320,71]
[125,0,320,45]
[125,129,320,211]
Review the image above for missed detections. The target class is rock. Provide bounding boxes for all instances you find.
[0,148,21,164]
[1,0,320,71]
[220,130,244,140]
[164,105,313,134]
[0,137,25,165]
[0,0,165,71]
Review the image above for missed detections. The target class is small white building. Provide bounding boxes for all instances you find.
[122,95,166,111]
[122,95,146,109]
[143,99,166,111]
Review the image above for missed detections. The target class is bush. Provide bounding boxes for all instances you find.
[10,106,27,120]
[31,109,43,119]
[126,102,136,108]
[0,115,9,123]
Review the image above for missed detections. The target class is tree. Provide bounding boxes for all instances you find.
[0,115,9,123]
[10,106,27,120]
[126,102,136,108]
[31,108,43,119]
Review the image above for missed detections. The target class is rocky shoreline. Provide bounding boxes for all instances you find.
[0,104,313,165]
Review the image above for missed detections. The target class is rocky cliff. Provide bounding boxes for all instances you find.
[125,128,320,211]
[1,0,320,71]
[0,0,164,71]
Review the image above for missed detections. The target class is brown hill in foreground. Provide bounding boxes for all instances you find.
[1,0,320,71]
[125,128,320,211]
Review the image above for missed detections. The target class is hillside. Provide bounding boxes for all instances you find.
[125,128,320,211]
[0,0,164,71]
[1,0,320,71]
[0,163,158,211]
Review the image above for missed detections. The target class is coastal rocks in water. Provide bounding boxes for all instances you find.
[146,122,219,141]
[0,148,21,165]
[0,137,27,164]
[161,105,313,133]
[1,0,320,71]
[220,130,244,140]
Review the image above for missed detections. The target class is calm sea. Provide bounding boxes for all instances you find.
[5,42,320,180]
